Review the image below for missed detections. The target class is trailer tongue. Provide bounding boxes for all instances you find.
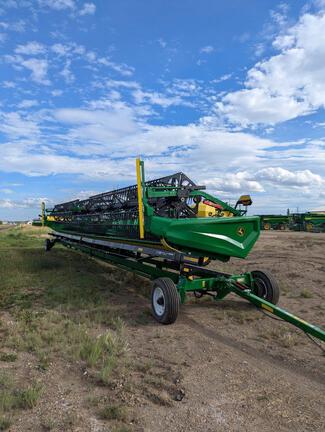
[41,159,325,343]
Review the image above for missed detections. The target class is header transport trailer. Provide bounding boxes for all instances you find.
[40,159,324,343]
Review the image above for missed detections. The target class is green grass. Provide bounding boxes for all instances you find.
[0,225,49,249]
[0,225,129,427]
[5,310,126,383]
[0,373,41,413]
[0,353,17,362]
[98,404,127,421]
[15,383,42,409]
[0,416,11,431]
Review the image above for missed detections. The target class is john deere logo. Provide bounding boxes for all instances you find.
[237,227,245,237]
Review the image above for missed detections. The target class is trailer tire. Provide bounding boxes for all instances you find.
[151,278,179,324]
[251,270,280,305]
[44,239,52,251]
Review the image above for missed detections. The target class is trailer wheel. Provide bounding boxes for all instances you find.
[151,278,179,324]
[44,239,52,251]
[251,270,280,305]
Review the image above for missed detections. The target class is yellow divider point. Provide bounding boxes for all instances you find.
[136,158,145,239]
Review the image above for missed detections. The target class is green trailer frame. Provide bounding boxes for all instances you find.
[45,230,325,343]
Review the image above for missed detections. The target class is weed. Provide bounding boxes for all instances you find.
[135,360,153,373]
[0,373,42,415]
[113,427,132,432]
[86,395,101,407]
[0,391,15,412]
[300,289,313,298]
[40,416,55,431]
[98,404,127,421]
[79,331,126,369]
[0,416,11,431]
[15,383,42,409]
[61,411,79,429]
[262,327,300,348]
[0,353,17,362]
[256,394,269,402]
[37,352,51,371]
[99,357,118,385]
[0,374,15,411]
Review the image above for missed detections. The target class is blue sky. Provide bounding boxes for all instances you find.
[0,0,325,220]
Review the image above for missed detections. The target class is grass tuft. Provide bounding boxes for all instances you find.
[15,383,42,409]
[0,373,42,413]
[0,416,11,431]
[300,289,313,298]
[98,404,127,421]
[0,353,17,362]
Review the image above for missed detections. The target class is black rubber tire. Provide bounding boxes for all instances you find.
[251,270,280,305]
[151,278,180,324]
[44,239,52,251]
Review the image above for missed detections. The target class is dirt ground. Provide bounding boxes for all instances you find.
[1,231,324,431]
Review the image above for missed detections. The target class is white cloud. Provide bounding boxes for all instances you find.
[15,41,46,55]
[158,38,167,48]
[0,197,51,209]
[200,45,214,54]
[255,167,324,187]
[48,43,134,77]
[212,74,232,84]
[79,2,96,16]
[38,0,75,10]
[0,19,25,33]
[60,60,74,83]
[203,172,264,193]
[97,57,134,77]
[51,89,63,97]
[217,11,325,126]
[17,99,38,109]
[0,112,40,139]
[2,81,16,88]
[51,43,70,56]
[5,54,50,85]
[0,103,324,213]
[21,58,50,85]
[105,79,140,90]
[132,89,189,108]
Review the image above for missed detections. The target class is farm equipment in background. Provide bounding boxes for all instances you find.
[259,211,325,232]
[259,214,289,231]
[289,212,325,233]
[40,159,325,343]
[32,219,42,227]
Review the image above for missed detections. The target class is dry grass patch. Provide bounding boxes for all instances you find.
[261,327,301,348]
[300,289,313,298]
